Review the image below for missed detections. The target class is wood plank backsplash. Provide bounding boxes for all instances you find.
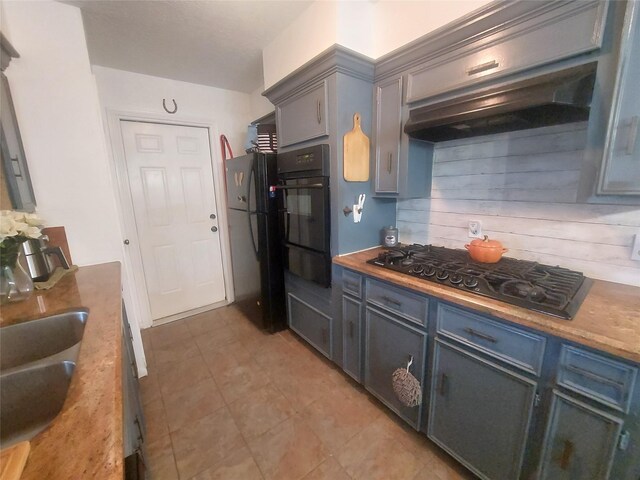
[397,123,640,286]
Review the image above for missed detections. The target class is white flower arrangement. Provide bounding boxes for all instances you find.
[0,210,44,267]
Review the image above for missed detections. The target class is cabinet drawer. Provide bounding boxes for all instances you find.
[366,278,429,326]
[277,81,328,147]
[287,293,332,359]
[437,304,546,376]
[342,269,362,298]
[406,1,607,103]
[557,345,638,413]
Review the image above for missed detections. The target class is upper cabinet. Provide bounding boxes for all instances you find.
[597,1,640,195]
[404,1,608,104]
[374,78,402,193]
[276,81,329,148]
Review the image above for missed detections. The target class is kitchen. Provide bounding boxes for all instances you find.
[0,0,639,479]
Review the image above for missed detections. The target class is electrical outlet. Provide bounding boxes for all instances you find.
[631,233,640,261]
[468,220,483,238]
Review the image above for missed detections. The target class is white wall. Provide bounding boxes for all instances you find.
[1,1,123,266]
[372,0,491,58]
[92,66,251,157]
[262,0,490,89]
[249,84,275,122]
[397,124,640,287]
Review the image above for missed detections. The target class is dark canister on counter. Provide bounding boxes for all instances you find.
[382,226,399,247]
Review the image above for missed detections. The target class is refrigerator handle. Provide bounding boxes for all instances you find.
[247,167,259,259]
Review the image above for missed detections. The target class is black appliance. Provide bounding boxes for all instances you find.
[273,144,331,287]
[404,62,597,142]
[225,152,285,332]
[368,244,592,319]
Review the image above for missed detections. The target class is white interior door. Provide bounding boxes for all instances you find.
[120,120,226,320]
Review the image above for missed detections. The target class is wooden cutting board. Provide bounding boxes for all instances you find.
[0,442,30,480]
[343,113,370,181]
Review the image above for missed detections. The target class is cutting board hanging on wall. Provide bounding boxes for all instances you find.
[343,113,370,182]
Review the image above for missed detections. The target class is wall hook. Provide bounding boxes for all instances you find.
[163,98,178,114]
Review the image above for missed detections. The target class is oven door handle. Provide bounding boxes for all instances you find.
[271,184,325,190]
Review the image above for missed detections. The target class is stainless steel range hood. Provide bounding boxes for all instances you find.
[404,62,597,143]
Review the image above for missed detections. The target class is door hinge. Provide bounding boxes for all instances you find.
[618,430,630,451]
[534,392,541,407]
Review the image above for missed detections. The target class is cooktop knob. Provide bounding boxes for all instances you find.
[463,277,479,289]
[423,266,437,277]
[410,264,424,274]
[436,270,449,281]
[450,274,463,285]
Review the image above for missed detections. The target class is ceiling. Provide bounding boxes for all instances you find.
[63,0,313,93]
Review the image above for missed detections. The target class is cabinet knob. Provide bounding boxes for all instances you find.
[211,226,218,232]
[210,213,217,220]
[123,239,130,245]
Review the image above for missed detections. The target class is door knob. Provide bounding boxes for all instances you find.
[210,213,216,219]
[211,226,218,232]
[123,239,130,245]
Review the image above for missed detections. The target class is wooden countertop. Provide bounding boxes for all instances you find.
[0,262,123,480]
[334,248,640,364]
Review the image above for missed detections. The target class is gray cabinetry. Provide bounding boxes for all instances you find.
[276,81,328,148]
[428,339,537,480]
[122,305,146,476]
[342,294,362,382]
[364,306,427,429]
[288,292,332,359]
[539,390,623,480]
[598,1,640,195]
[374,77,402,193]
[404,1,608,104]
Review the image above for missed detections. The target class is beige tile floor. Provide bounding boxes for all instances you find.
[140,305,477,480]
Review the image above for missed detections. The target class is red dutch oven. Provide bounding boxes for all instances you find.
[465,235,508,263]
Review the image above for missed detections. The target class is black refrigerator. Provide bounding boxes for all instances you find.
[225,152,285,332]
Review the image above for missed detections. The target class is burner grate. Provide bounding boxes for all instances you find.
[367,244,591,319]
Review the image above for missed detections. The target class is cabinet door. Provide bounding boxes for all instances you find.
[342,295,362,382]
[277,81,328,148]
[539,390,623,480]
[364,306,427,429]
[288,292,332,359]
[374,77,402,193]
[598,1,640,194]
[428,339,537,480]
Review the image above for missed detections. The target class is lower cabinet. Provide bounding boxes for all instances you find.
[364,306,427,430]
[539,390,623,480]
[342,294,363,382]
[288,292,332,359]
[325,267,640,480]
[428,339,537,480]
[122,305,147,479]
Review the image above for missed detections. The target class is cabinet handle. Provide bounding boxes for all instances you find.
[344,281,358,290]
[559,439,574,470]
[381,295,402,307]
[466,59,500,76]
[438,373,448,396]
[317,99,322,124]
[134,416,144,444]
[565,363,624,389]
[463,327,497,343]
[387,153,392,174]
[349,320,354,339]
[626,116,639,155]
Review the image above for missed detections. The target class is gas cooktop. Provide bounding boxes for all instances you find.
[367,244,592,319]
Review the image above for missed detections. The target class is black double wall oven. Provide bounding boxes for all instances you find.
[274,144,331,287]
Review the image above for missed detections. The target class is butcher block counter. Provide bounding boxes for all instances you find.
[334,247,640,364]
[0,262,123,480]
